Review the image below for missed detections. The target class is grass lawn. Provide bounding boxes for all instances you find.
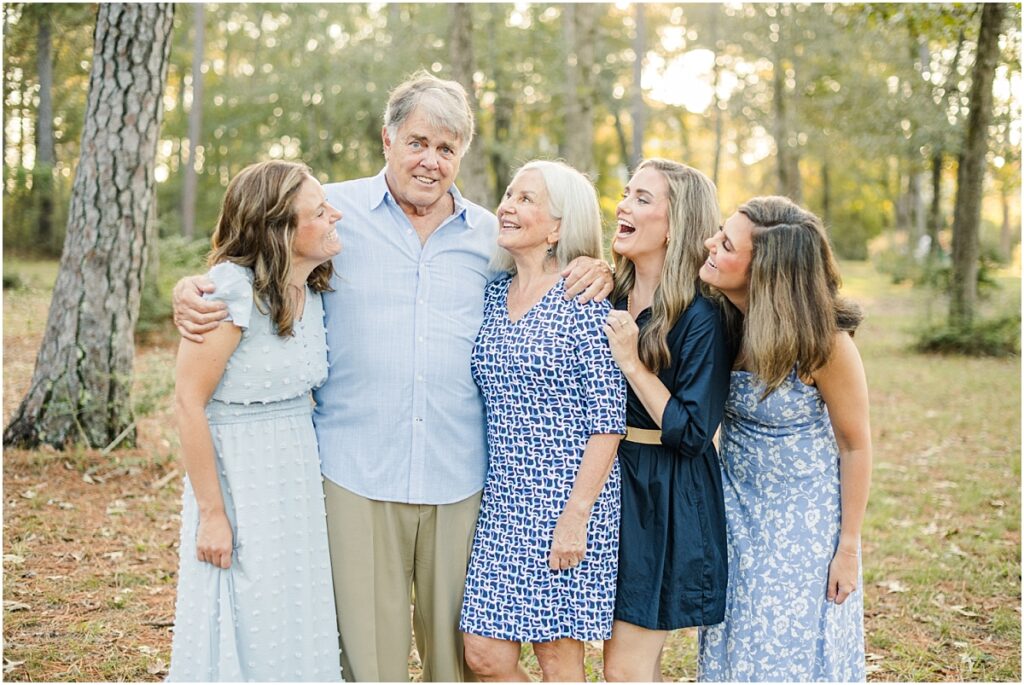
[2,257,1020,681]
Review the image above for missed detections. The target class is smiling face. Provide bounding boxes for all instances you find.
[700,211,755,307]
[382,106,462,217]
[613,166,671,262]
[495,169,560,259]
[291,176,343,270]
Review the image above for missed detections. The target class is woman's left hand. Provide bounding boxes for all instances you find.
[826,547,859,604]
[549,513,588,571]
[604,310,641,375]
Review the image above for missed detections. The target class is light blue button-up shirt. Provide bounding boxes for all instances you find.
[314,168,498,504]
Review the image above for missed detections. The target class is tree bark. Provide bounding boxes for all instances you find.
[630,3,646,171]
[927,152,944,264]
[35,11,56,249]
[4,3,175,450]
[448,3,489,204]
[561,3,598,177]
[949,3,1005,328]
[770,5,801,202]
[181,4,204,239]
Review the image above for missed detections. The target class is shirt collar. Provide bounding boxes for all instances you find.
[369,166,477,230]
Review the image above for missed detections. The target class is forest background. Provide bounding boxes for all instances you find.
[2,2,1022,681]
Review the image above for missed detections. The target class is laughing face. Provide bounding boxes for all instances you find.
[291,176,343,269]
[699,211,754,303]
[495,169,560,259]
[382,107,462,217]
[613,166,671,262]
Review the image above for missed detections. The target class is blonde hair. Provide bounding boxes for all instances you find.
[611,159,720,373]
[725,196,863,396]
[490,160,604,274]
[208,160,334,337]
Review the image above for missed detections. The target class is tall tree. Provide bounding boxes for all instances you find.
[449,3,489,204]
[4,3,175,450]
[34,8,56,250]
[561,3,598,177]
[630,3,646,171]
[949,2,1006,328]
[181,3,204,239]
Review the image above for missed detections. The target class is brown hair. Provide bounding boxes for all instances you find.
[208,160,333,337]
[611,159,720,373]
[723,196,862,396]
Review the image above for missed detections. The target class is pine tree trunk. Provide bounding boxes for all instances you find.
[4,3,175,450]
[630,3,646,171]
[35,12,56,251]
[181,4,204,239]
[927,152,944,265]
[448,3,489,205]
[561,3,598,177]
[949,3,1005,328]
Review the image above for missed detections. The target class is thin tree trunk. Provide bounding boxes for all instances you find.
[35,12,56,249]
[927,152,944,264]
[709,7,724,188]
[630,3,646,171]
[613,109,631,170]
[182,4,204,239]
[821,157,831,227]
[561,3,598,177]
[449,3,488,204]
[4,3,175,450]
[949,3,1006,328]
[999,178,1013,260]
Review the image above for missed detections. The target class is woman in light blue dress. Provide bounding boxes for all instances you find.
[696,196,872,682]
[168,161,344,681]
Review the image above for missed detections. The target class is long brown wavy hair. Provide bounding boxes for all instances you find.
[611,159,720,373]
[207,160,334,337]
[720,196,863,396]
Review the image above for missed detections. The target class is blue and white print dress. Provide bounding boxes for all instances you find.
[698,368,865,682]
[459,276,626,643]
[168,262,342,682]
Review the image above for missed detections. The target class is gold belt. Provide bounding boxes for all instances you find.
[625,426,662,445]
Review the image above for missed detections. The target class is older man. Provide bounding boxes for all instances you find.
[173,71,612,681]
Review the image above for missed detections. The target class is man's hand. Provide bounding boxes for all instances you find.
[562,257,614,303]
[173,275,228,342]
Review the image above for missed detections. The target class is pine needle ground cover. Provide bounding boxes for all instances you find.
[3,258,1019,681]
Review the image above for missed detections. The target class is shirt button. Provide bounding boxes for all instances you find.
[418,336,424,342]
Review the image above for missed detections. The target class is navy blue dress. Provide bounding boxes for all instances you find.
[459,276,626,642]
[613,292,732,630]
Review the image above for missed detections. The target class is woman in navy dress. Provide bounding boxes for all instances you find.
[602,159,732,682]
[459,160,626,681]
[696,197,871,681]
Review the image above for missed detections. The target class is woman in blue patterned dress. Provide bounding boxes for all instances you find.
[460,160,626,681]
[601,159,732,681]
[169,161,344,681]
[697,196,872,682]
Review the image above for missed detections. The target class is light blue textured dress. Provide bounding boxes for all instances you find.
[698,369,865,682]
[168,262,342,682]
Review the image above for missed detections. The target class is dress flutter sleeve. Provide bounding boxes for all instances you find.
[660,299,731,456]
[572,298,627,436]
[204,261,254,329]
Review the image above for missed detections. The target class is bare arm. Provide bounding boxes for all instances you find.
[813,331,872,605]
[561,256,614,303]
[549,433,622,570]
[174,321,242,569]
[172,275,229,342]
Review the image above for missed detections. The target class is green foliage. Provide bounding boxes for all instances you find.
[135,235,211,338]
[914,315,1021,357]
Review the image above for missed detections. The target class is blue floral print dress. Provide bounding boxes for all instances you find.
[698,368,865,682]
[459,276,626,643]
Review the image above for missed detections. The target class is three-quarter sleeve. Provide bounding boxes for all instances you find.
[204,261,254,329]
[660,300,731,456]
[572,299,627,436]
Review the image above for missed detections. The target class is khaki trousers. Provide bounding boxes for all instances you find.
[324,479,481,682]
